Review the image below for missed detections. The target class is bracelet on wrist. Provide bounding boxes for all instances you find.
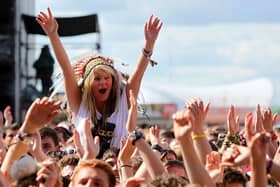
[8,131,34,148]
[119,164,132,169]
[142,48,158,67]
[192,134,206,140]
[151,144,164,153]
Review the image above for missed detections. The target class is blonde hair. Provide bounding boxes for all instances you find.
[82,63,121,126]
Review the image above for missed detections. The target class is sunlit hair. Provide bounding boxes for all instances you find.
[70,159,116,187]
[82,63,121,126]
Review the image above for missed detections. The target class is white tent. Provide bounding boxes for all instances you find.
[140,77,273,108]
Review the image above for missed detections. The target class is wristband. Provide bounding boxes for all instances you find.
[142,48,152,58]
[192,134,206,140]
[8,131,34,147]
[129,130,145,145]
[151,144,164,153]
[142,48,158,67]
[15,131,34,141]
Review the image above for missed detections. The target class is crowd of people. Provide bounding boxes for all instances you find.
[0,7,279,187]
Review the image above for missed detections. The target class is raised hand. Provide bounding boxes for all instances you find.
[21,97,61,134]
[118,137,136,164]
[255,104,264,132]
[144,15,163,51]
[221,144,250,167]
[262,107,278,133]
[3,106,13,126]
[185,98,210,134]
[245,112,255,143]
[83,119,100,159]
[36,7,58,36]
[149,125,160,145]
[73,128,84,158]
[249,132,271,187]
[206,151,223,182]
[227,105,239,135]
[73,119,100,160]
[29,131,47,162]
[172,109,194,142]
[250,132,270,162]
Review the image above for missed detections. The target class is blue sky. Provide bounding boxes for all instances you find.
[34,0,280,107]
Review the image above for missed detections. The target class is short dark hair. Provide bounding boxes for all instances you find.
[102,147,119,161]
[160,130,175,139]
[3,123,20,138]
[39,127,59,146]
[223,167,247,187]
[53,126,72,142]
[164,160,185,169]
[16,173,38,187]
[59,154,80,168]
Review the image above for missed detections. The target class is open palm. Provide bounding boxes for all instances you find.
[144,15,163,47]
[36,7,58,36]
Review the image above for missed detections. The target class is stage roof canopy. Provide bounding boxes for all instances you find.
[22,14,100,36]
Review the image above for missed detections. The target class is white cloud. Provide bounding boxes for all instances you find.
[33,1,280,105]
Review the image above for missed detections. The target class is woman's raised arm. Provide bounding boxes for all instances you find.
[126,15,163,108]
[36,8,81,113]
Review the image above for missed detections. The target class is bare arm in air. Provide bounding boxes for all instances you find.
[37,8,81,113]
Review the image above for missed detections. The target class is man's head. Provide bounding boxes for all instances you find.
[3,123,20,147]
[164,160,188,182]
[160,130,175,146]
[70,159,116,187]
[222,167,247,187]
[39,127,60,153]
[53,121,72,145]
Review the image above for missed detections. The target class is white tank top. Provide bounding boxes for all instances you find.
[73,87,128,148]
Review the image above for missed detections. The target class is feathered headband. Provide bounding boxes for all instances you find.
[73,55,116,87]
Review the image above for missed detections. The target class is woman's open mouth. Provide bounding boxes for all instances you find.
[99,88,107,94]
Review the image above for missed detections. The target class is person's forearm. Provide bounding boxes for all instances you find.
[127,51,149,97]
[135,139,165,179]
[250,159,267,187]
[1,142,29,180]
[48,33,81,112]
[180,136,215,187]
[118,160,133,182]
[192,131,212,165]
[48,33,73,72]
[134,162,152,182]
[32,149,48,162]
